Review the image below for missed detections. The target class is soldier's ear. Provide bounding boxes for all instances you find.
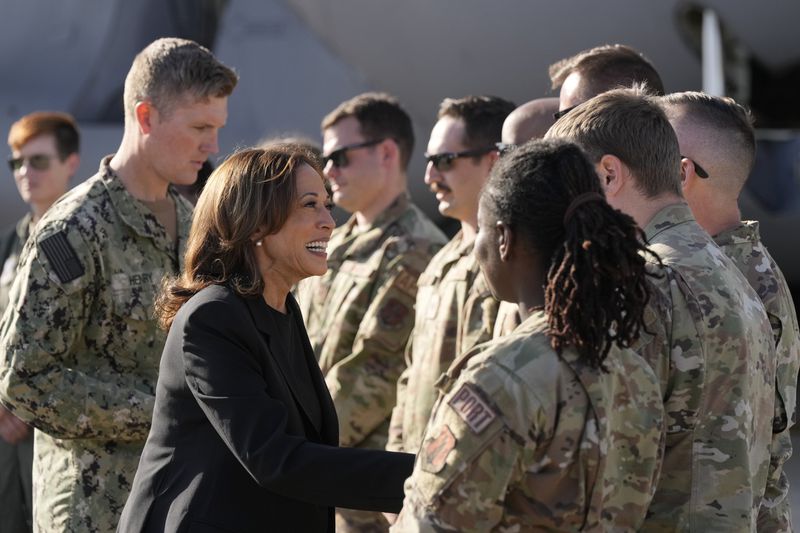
[497,220,513,262]
[595,154,627,198]
[135,101,155,134]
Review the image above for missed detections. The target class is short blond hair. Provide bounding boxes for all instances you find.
[548,86,681,198]
[123,37,238,121]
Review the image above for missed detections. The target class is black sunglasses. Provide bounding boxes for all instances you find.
[322,138,385,168]
[424,146,497,172]
[553,105,577,120]
[8,153,55,172]
[682,155,709,178]
[495,142,517,156]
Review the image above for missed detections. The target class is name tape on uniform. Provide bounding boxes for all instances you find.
[447,383,497,434]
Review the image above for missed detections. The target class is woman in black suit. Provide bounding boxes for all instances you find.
[117,145,414,533]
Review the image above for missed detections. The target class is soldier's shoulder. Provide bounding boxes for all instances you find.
[35,174,110,242]
[382,218,444,270]
[396,202,448,245]
[461,331,560,418]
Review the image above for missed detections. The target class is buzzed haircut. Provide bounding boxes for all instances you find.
[547,87,681,198]
[123,37,238,122]
[549,44,664,98]
[8,111,80,159]
[321,92,415,170]
[661,91,756,173]
[438,95,516,151]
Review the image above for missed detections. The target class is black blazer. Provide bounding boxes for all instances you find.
[117,284,414,533]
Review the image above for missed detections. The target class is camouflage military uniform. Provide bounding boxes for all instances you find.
[295,192,445,532]
[714,220,800,532]
[492,300,519,339]
[0,214,33,533]
[387,231,497,454]
[0,157,193,533]
[638,204,775,532]
[392,310,665,532]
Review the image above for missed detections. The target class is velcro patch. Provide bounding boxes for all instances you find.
[39,231,84,283]
[378,297,410,328]
[421,425,456,473]
[395,269,418,297]
[448,383,497,434]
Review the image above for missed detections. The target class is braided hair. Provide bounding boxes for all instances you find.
[483,138,657,368]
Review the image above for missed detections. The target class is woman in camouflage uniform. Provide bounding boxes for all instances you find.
[393,139,666,532]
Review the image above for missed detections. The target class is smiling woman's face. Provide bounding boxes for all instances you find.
[260,163,335,284]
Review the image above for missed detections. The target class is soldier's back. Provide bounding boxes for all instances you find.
[640,204,775,532]
[715,220,800,531]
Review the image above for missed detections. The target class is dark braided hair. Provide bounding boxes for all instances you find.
[483,138,657,368]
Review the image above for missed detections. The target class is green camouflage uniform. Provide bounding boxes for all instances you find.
[392,310,665,532]
[715,220,800,532]
[638,204,776,532]
[0,157,192,533]
[387,232,497,454]
[295,192,445,532]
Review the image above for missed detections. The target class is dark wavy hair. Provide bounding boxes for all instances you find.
[483,138,658,367]
[156,144,322,329]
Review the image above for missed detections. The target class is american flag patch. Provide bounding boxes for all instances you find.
[40,231,84,283]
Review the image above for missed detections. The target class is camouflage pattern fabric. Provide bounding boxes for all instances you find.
[387,232,497,454]
[637,204,776,532]
[0,157,192,533]
[295,192,445,532]
[0,215,32,533]
[392,310,665,532]
[492,300,520,339]
[715,220,800,532]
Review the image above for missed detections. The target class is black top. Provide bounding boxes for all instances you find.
[263,298,322,430]
[117,285,414,533]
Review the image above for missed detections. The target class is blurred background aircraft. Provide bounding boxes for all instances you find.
[2,0,798,274]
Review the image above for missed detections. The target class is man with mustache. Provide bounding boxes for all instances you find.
[386,95,514,467]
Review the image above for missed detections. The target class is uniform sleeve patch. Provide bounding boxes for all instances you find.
[448,383,497,434]
[39,231,84,283]
[378,297,411,328]
[420,424,457,473]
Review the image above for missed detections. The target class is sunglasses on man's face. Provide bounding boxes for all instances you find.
[8,154,56,173]
[322,138,385,169]
[424,147,497,172]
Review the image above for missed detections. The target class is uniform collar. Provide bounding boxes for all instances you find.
[99,155,192,265]
[713,220,760,247]
[329,192,412,261]
[642,202,696,242]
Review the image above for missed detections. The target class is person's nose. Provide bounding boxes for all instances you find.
[319,207,335,232]
[424,161,440,186]
[202,130,220,155]
[324,159,339,181]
